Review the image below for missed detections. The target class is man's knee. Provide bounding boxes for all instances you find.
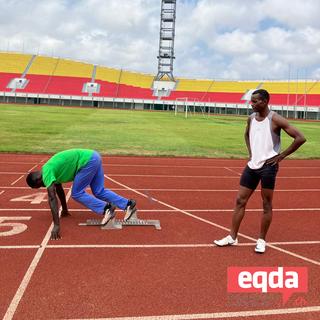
[262,198,273,214]
[235,195,248,208]
[71,190,83,201]
[92,188,104,199]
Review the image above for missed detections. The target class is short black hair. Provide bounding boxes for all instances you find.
[26,172,40,188]
[252,89,270,103]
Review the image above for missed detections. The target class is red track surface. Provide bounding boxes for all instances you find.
[0,154,319,320]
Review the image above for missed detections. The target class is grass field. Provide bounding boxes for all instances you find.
[1,104,319,158]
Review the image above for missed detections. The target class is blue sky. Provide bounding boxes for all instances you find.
[0,0,319,80]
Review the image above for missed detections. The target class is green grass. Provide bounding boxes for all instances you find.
[0,104,319,158]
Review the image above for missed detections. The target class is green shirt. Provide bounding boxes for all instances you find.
[42,149,94,187]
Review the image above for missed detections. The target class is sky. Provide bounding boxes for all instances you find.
[1,0,320,80]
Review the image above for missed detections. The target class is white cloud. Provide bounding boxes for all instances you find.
[212,30,256,55]
[261,0,320,29]
[0,0,319,80]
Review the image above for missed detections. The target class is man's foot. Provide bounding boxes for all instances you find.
[101,204,116,226]
[214,235,238,246]
[124,199,137,221]
[255,238,266,253]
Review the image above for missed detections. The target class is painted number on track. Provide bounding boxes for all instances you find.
[11,192,47,204]
[0,217,31,237]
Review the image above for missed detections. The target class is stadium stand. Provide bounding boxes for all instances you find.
[0,52,32,74]
[0,52,319,111]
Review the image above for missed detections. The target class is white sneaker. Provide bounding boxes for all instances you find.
[255,238,266,253]
[214,235,238,247]
[101,204,116,226]
[124,199,137,221]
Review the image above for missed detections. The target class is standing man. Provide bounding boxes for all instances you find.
[26,149,137,240]
[214,89,306,253]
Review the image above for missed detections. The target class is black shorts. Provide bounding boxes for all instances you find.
[240,163,279,190]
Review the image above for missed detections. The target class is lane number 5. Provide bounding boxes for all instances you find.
[0,217,31,236]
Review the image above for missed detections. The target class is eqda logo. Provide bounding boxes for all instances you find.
[227,267,308,305]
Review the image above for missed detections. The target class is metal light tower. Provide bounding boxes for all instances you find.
[155,0,176,81]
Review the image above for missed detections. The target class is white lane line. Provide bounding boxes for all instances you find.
[104,163,320,169]
[0,187,33,189]
[224,167,241,176]
[0,246,40,249]
[112,165,319,169]
[27,164,40,172]
[1,172,320,179]
[2,240,320,250]
[1,186,320,192]
[8,161,43,186]
[0,209,51,211]
[1,207,320,212]
[0,172,26,175]
[0,186,71,190]
[134,188,320,192]
[107,176,320,266]
[108,174,320,179]
[0,190,5,195]
[45,240,320,248]
[0,161,43,165]
[10,175,25,186]
[3,189,72,320]
[2,160,320,169]
[69,305,320,320]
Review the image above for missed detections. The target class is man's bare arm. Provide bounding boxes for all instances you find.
[55,183,70,217]
[47,184,61,240]
[244,117,252,159]
[266,114,306,165]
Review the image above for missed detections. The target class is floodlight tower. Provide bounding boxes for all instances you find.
[155,0,176,81]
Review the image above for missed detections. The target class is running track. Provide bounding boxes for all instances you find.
[0,154,319,320]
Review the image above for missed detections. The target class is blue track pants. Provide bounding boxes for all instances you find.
[71,151,128,214]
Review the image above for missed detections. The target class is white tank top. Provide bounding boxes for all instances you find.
[247,111,281,169]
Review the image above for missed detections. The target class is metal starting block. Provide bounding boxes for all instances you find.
[78,211,161,230]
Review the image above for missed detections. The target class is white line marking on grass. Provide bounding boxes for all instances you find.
[3,189,72,320]
[107,176,320,266]
[69,305,320,320]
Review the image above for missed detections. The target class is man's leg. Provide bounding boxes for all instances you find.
[214,165,258,246]
[72,153,106,214]
[90,155,128,210]
[254,188,274,253]
[230,186,255,239]
[255,163,278,253]
[259,188,274,240]
[258,163,278,239]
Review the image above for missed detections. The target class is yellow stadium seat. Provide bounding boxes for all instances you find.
[0,52,32,74]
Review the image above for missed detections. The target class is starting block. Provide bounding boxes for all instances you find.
[78,211,161,230]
